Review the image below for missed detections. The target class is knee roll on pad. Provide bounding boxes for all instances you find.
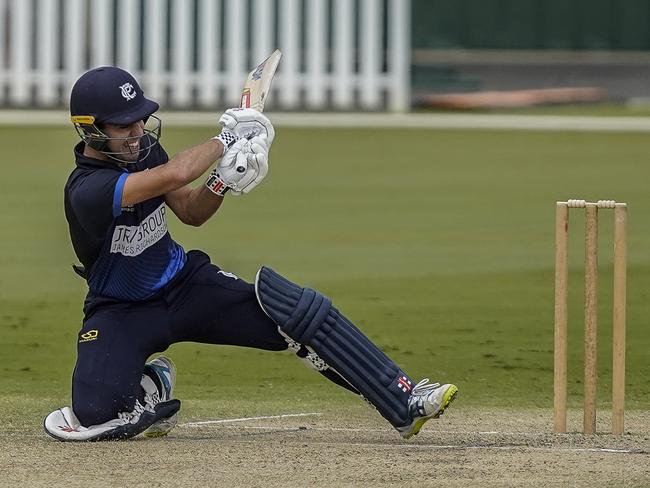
[255,266,414,428]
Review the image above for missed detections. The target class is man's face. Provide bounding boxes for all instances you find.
[102,120,145,161]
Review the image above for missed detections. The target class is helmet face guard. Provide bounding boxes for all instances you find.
[71,114,162,163]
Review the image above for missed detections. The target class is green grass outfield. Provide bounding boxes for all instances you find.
[1,125,649,429]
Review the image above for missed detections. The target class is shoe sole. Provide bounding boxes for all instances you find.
[143,413,178,438]
[401,384,458,440]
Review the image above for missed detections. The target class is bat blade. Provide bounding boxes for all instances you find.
[240,49,282,113]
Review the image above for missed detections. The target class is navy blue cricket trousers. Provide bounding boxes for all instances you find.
[72,250,288,426]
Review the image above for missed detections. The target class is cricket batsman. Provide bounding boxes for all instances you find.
[44,66,458,442]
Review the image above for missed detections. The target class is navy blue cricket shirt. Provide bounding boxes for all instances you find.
[64,137,186,303]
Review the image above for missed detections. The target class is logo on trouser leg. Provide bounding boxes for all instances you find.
[79,330,99,343]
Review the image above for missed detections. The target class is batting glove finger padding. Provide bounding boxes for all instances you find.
[219,107,275,145]
[235,136,270,195]
[249,135,270,154]
[232,150,258,192]
[243,148,269,194]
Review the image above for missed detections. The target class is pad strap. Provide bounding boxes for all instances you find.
[256,266,414,428]
[285,334,359,394]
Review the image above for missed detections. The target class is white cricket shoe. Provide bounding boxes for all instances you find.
[398,379,458,439]
[44,399,182,442]
[142,356,178,438]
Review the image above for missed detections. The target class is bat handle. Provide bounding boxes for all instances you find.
[240,89,251,109]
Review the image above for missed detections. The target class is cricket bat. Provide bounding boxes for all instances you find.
[233,49,281,173]
[239,49,282,113]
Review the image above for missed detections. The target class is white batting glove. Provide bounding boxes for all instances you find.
[205,139,249,196]
[219,107,275,146]
[229,135,270,196]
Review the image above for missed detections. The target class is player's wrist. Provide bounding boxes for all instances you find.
[212,129,237,157]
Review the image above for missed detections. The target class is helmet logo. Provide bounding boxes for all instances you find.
[119,83,137,101]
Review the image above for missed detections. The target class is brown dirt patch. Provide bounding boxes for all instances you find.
[2,408,649,487]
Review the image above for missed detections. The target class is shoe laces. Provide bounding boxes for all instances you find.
[145,390,161,406]
[118,400,147,424]
[408,379,442,417]
[411,378,441,396]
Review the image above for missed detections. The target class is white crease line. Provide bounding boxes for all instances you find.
[212,425,387,433]
[181,424,572,437]
[213,426,538,435]
[180,412,322,427]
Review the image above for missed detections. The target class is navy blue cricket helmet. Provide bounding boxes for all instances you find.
[70,66,161,161]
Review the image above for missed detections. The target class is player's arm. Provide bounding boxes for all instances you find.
[166,135,270,226]
[120,137,231,207]
[164,184,223,227]
[123,108,273,210]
